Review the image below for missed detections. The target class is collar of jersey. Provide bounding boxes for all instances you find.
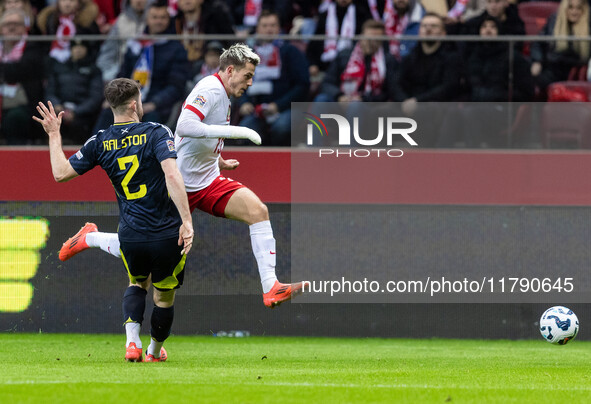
[113,121,136,126]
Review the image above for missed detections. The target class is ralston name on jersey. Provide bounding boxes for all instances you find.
[103,133,147,151]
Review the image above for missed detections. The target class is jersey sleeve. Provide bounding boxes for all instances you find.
[182,88,218,121]
[152,124,178,163]
[68,134,100,175]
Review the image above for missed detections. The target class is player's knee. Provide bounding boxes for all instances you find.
[153,289,175,308]
[251,202,269,222]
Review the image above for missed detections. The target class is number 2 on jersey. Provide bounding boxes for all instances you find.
[117,155,147,200]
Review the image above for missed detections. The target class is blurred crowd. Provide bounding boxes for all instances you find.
[0,0,588,147]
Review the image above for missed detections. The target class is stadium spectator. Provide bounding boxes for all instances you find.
[364,0,425,59]
[92,1,189,131]
[188,39,223,90]
[59,44,304,309]
[227,0,292,35]
[35,0,100,62]
[308,19,400,147]
[96,0,148,83]
[288,0,323,37]
[236,10,310,146]
[462,0,525,36]
[420,0,474,34]
[93,0,121,34]
[314,19,399,103]
[396,12,462,147]
[306,0,370,80]
[466,16,533,103]
[172,0,234,63]
[45,36,103,144]
[530,0,589,92]
[445,16,534,147]
[34,78,194,363]
[0,0,35,30]
[0,9,46,144]
[460,0,486,22]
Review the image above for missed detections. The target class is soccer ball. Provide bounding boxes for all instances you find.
[539,306,579,345]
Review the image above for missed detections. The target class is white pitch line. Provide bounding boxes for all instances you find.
[2,380,591,392]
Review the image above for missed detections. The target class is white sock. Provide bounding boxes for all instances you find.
[249,220,278,293]
[125,322,142,348]
[86,232,121,258]
[147,338,163,358]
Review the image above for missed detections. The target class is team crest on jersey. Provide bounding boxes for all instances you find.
[75,150,83,159]
[166,139,175,152]
[192,95,206,108]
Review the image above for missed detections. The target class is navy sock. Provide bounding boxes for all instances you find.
[122,286,147,325]
[151,305,174,342]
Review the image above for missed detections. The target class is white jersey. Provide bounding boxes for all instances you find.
[175,74,231,192]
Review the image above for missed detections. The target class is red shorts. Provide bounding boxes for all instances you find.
[187,175,245,217]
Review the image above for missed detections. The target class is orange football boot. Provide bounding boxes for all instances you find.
[144,347,167,362]
[263,281,304,308]
[58,222,98,261]
[125,342,143,362]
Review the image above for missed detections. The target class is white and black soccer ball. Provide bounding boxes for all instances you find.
[539,306,579,345]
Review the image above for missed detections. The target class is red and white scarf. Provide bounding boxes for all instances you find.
[448,0,469,18]
[243,0,262,27]
[0,34,27,104]
[50,15,76,62]
[368,0,408,58]
[168,0,178,17]
[340,42,386,98]
[322,2,356,63]
[368,0,405,56]
[0,35,26,62]
[248,42,281,95]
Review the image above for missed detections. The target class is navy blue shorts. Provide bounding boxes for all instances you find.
[120,237,186,290]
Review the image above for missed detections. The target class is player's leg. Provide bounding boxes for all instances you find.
[59,223,121,261]
[120,241,151,362]
[122,280,149,362]
[144,238,185,362]
[224,188,303,307]
[145,288,176,362]
[87,231,121,257]
[224,187,274,288]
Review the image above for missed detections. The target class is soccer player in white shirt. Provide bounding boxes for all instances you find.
[59,44,303,309]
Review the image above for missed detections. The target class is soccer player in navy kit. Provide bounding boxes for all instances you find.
[33,78,194,362]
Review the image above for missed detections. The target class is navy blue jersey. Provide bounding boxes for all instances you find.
[69,121,181,241]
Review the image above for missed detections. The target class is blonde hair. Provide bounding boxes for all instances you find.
[554,0,589,60]
[219,43,260,71]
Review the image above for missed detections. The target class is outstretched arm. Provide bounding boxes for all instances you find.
[175,107,262,145]
[32,101,79,183]
[161,158,194,255]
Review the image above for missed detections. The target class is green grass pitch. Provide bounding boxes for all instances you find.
[0,333,590,403]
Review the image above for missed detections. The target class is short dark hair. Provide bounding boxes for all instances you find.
[422,12,445,25]
[257,9,280,25]
[361,19,385,33]
[104,78,141,112]
[481,15,501,32]
[149,0,168,10]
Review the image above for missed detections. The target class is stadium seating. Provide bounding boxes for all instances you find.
[518,2,559,35]
[541,86,591,148]
[567,65,588,81]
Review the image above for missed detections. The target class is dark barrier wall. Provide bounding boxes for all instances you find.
[1,148,591,339]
